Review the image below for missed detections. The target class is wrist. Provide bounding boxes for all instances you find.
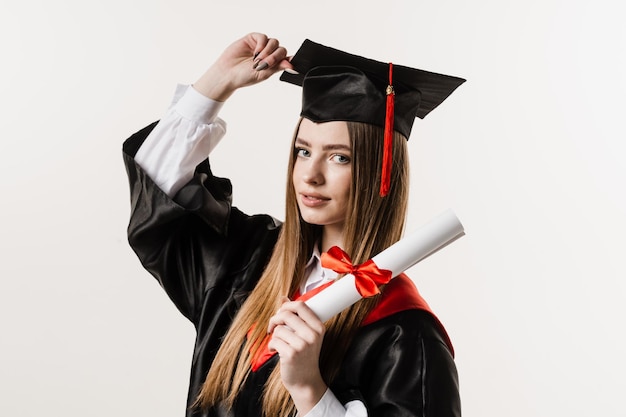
[287,380,327,416]
[193,63,236,102]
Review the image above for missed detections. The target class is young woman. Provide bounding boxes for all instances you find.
[123,33,464,417]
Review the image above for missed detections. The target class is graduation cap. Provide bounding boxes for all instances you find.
[280,39,465,196]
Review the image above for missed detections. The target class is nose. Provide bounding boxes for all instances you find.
[301,158,325,186]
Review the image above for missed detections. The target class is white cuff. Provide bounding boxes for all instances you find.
[301,389,367,417]
[134,84,227,197]
[174,84,224,124]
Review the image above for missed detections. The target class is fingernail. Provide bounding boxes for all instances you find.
[255,61,268,71]
[284,68,299,75]
[252,58,261,69]
[253,51,260,60]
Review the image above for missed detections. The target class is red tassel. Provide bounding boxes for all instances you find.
[380,63,394,197]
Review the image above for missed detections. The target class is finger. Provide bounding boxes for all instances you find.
[252,37,279,69]
[267,301,316,335]
[267,296,293,333]
[280,301,325,334]
[280,56,297,73]
[246,32,269,56]
[272,325,308,352]
[267,314,285,334]
[255,37,280,59]
[260,45,288,68]
[254,41,291,72]
[267,333,295,359]
[272,311,321,347]
[276,311,307,334]
[267,310,300,334]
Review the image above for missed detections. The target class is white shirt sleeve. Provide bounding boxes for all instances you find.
[300,389,367,417]
[134,84,227,197]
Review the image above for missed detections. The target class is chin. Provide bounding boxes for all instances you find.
[298,206,344,228]
[300,215,324,226]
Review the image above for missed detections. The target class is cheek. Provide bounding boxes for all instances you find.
[337,170,352,199]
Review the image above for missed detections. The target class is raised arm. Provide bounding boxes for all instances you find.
[123,33,290,322]
[134,33,293,196]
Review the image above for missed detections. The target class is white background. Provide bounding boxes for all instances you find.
[1,1,625,416]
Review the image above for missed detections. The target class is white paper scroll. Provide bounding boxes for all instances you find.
[305,209,465,323]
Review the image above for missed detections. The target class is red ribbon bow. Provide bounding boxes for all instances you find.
[320,246,392,297]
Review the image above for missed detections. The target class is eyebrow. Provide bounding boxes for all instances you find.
[295,138,352,152]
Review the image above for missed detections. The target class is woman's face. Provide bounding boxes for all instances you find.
[292,118,352,235]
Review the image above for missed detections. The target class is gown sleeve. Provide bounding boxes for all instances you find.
[123,119,281,326]
[332,310,461,417]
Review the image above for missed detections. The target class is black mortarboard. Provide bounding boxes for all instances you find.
[280,39,465,196]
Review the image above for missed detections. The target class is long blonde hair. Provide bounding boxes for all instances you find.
[195,120,410,416]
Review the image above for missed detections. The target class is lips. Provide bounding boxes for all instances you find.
[300,193,330,207]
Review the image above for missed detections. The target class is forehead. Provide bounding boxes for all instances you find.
[296,118,350,148]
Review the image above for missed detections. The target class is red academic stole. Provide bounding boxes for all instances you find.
[249,273,453,371]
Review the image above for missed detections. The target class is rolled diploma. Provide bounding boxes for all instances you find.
[305,209,465,323]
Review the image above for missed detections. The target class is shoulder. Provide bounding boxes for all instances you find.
[348,309,457,384]
[358,309,451,354]
[362,274,455,356]
[334,309,460,416]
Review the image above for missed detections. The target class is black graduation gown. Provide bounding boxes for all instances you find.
[123,122,461,417]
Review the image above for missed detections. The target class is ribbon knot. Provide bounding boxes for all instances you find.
[320,246,392,298]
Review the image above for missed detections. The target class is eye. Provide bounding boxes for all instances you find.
[331,154,351,164]
[296,148,311,158]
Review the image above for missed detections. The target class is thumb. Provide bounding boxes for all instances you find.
[278,57,298,74]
